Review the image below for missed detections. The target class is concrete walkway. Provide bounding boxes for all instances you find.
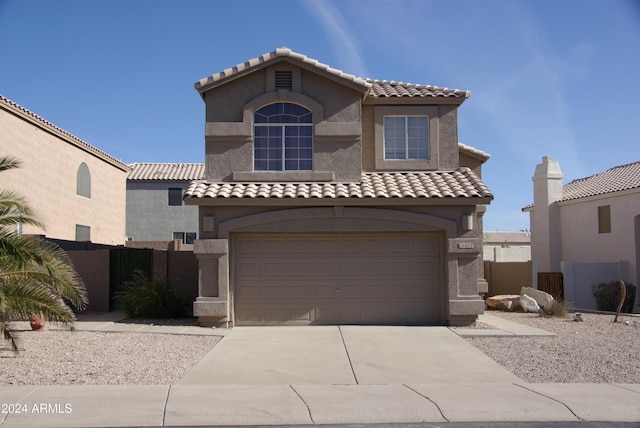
[1,312,638,426]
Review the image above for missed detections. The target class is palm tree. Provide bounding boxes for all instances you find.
[0,156,88,351]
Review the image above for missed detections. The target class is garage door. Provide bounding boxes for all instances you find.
[233,233,442,325]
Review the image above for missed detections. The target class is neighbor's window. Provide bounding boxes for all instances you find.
[76,224,91,242]
[254,102,313,171]
[383,116,429,160]
[76,162,91,198]
[598,205,611,234]
[168,188,183,206]
[173,232,196,244]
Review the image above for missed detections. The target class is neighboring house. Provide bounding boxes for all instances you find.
[126,162,205,250]
[483,231,531,262]
[524,156,640,309]
[184,48,493,327]
[0,94,129,245]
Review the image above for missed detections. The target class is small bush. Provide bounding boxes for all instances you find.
[592,281,636,313]
[115,271,187,318]
[539,299,572,318]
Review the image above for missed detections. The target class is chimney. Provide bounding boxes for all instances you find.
[531,156,563,273]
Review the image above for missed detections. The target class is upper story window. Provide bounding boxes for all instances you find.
[75,224,91,242]
[598,205,611,234]
[254,102,313,171]
[76,162,91,198]
[383,116,429,160]
[168,188,183,206]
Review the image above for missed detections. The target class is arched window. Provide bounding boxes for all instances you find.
[254,102,313,171]
[76,162,91,198]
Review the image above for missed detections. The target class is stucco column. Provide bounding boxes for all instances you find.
[447,237,484,326]
[476,206,489,294]
[193,239,230,327]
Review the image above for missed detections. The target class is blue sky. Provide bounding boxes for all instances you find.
[1,0,639,231]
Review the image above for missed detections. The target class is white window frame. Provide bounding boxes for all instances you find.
[383,115,429,160]
[253,102,313,172]
[374,105,438,170]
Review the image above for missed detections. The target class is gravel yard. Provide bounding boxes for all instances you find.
[0,326,220,386]
[1,311,639,385]
[468,310,640,383]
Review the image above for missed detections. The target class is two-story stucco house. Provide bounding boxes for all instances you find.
[525,156,640,310]
[1,94,129,245]
[184,48,493,327]
[126,162,204,250]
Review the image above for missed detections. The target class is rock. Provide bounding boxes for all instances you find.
[486,295,520,311]
[520,294,541,312]
[520,287,554,308]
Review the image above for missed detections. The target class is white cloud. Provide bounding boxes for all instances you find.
[299,0,369,77]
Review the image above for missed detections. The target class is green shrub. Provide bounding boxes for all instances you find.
[539,299,572,318]
[115,271,187,318]
[592,281,636,313]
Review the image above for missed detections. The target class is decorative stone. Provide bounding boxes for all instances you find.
[29,313,46,331]
[520,287,554,308]
[486,295,520,311]
[520,294,541,313]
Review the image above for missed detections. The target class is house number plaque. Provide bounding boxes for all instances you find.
[457,242,475,249]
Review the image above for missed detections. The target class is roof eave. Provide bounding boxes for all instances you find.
[363,95,468,106]
[0,95,130,172]
[184,195,493,207]
[195,48,372,98]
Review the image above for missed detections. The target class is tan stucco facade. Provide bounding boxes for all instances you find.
[186,49,493,327]
[1,96,129,245]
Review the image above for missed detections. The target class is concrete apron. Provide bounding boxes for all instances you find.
[178,325,521,385]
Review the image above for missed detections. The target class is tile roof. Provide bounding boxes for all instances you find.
[184,169,492,201]
[127,162,205,181]
[522,160,640,211]
[195,47,470,99]
[195,47,371,92]
[368,79,470,99]
[561,160,640,201]
[0,94,129,171]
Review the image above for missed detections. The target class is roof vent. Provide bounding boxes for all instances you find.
[275,71,293,90]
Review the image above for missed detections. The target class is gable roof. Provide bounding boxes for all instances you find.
[184,169,492,201]
[0,94,129,172]
[195,47,470,100]
[127,162,205,181]
[561,160,640,201]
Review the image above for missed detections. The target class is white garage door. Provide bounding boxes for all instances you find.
[233,233,442,325]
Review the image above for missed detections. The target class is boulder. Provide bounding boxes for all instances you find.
[520,287,554,308]
[486,295,520,311]
[520,293,541,313]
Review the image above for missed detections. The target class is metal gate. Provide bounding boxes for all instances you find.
[537,272,564,300]
[109,248,153,310]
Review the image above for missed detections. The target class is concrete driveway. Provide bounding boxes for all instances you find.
[178,326,522,385]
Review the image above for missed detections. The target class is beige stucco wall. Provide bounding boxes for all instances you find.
[202,62,364,182]
[361,103,460,172]
[558,190,639,285]
[1,101,128,245]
